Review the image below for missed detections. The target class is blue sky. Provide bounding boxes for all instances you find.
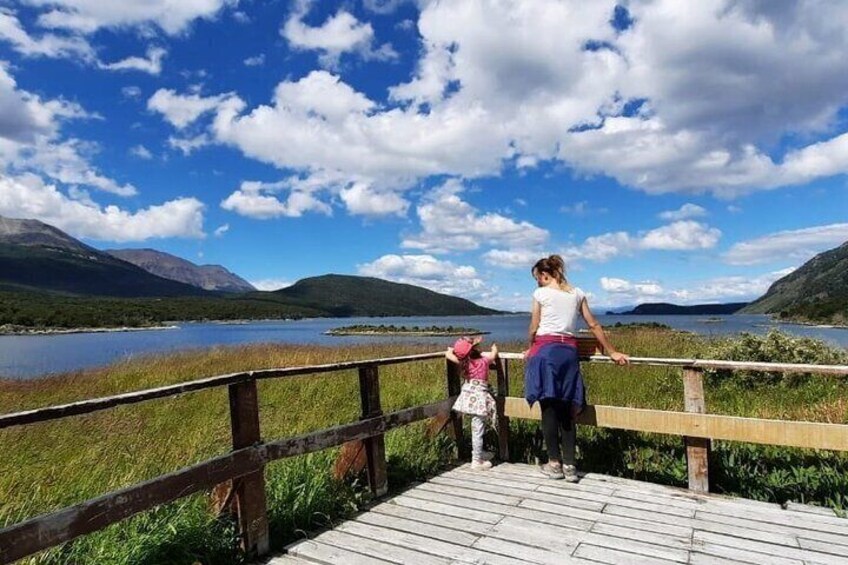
[1,0,847,311]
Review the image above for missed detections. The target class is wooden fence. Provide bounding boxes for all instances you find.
[2,339,847,564]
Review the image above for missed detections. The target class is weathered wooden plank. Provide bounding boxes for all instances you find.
[452,465,616,496]
[262,399,453,462]
[683,367,711,493]
[359,364,388,497]
[692,521,800,548]
[471,536,583,565]
[797,537,848,557]
[477,515,582,554]
[689,542,803,565]
[353,511,480,546]
[688,553,771,565]
[336,520,528,565]
[535,485,696,518]
[403,487,598,530]
[413,480,523,506]
[517,497,611,525]
[590,521,692,550]
[369,501,493,536]
[693,511,848,548]
[445,359,469,461]
[785,502,837,517]
[388,494,503,525]
[693,531,847,565]
[429,475,606,513]
[284,538,394,565]
[0,399,452,565]
[308,529,450,565]
[0,352,446,429]
[503,399,848,451]
[594,513,693,539]
[572,543,680,565]
[695,508,848,536]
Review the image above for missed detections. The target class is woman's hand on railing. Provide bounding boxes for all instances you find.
[609,351,630,365]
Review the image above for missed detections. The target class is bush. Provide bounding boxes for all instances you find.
[704,330,848,386]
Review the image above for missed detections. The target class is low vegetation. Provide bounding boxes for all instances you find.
[326,324,486,335]
[1,330,847,564]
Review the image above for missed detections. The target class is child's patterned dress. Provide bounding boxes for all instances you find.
[452,357,497,422]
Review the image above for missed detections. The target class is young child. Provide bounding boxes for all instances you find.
[446,336,498,470]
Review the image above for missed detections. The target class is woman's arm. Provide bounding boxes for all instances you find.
[527,298,541,350]
[580,298,629,365]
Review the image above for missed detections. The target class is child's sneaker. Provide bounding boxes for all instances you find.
[471,460,493,471]
[539,462,564,480]
[562,464,579,483]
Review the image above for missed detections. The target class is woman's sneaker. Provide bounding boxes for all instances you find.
[479,451,495,462]
[562,464,579,483]
[539,462,564,480]
[471,460,493,471]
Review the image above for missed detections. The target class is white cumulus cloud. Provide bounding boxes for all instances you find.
[724,223,848,265]
[0,173,205,242]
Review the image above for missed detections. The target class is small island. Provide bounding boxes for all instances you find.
[325,324,489,337]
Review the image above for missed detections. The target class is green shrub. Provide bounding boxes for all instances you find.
[704,330,848,386]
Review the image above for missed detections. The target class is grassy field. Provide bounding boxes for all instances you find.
[1,329,847,564]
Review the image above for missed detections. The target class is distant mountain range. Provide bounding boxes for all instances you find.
[740,241,848,325]
[107,248,255,293]
[0,216,204,297]
[615,302,749,316]
[0,215,498,328]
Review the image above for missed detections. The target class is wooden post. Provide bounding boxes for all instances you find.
[227,379,270,557]
[683,367,711,493]
[495,358,510,461]
[446,359,470,460]
[359,364,388,497]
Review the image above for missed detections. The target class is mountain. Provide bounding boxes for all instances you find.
[620,302,749,315]
[107,249,255,293]
[273,274,500,317]
[740,242,848,325]
[0,216,205,297]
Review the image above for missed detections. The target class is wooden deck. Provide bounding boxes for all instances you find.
[272,463,848,565]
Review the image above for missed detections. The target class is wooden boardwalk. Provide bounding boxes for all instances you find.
[272,463,848,565]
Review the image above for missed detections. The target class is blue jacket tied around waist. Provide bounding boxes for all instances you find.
[524,343,587,411]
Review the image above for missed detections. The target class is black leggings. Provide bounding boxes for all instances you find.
[539,398,576,466]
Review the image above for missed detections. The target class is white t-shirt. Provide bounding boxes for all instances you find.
[533,286,586,336]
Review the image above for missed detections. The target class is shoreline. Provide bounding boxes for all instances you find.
[0,325,179,336]
[324,330,490,337]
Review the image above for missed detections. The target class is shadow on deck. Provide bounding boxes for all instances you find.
[272,462,848,565]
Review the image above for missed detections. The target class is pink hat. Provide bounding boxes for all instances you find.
[452,336,482,359]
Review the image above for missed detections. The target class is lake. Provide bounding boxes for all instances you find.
[1,314,846,379]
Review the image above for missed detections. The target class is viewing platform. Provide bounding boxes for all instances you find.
[278,462,848,565]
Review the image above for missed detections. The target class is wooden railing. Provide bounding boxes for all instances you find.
[2,339,848,564]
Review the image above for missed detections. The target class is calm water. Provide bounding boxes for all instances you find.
[1,314,846,379]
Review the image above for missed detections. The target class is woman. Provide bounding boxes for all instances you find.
[524,255,629,481]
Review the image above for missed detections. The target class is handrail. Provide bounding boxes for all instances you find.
[0,351,445,430]
[500,352,848,374]
[5,350,847,430]
[2,341,847,564]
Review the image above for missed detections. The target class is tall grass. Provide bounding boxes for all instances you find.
[1,331,847,564]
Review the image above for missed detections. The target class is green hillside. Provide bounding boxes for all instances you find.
[273,274,500,317]
[740,241,848,325]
